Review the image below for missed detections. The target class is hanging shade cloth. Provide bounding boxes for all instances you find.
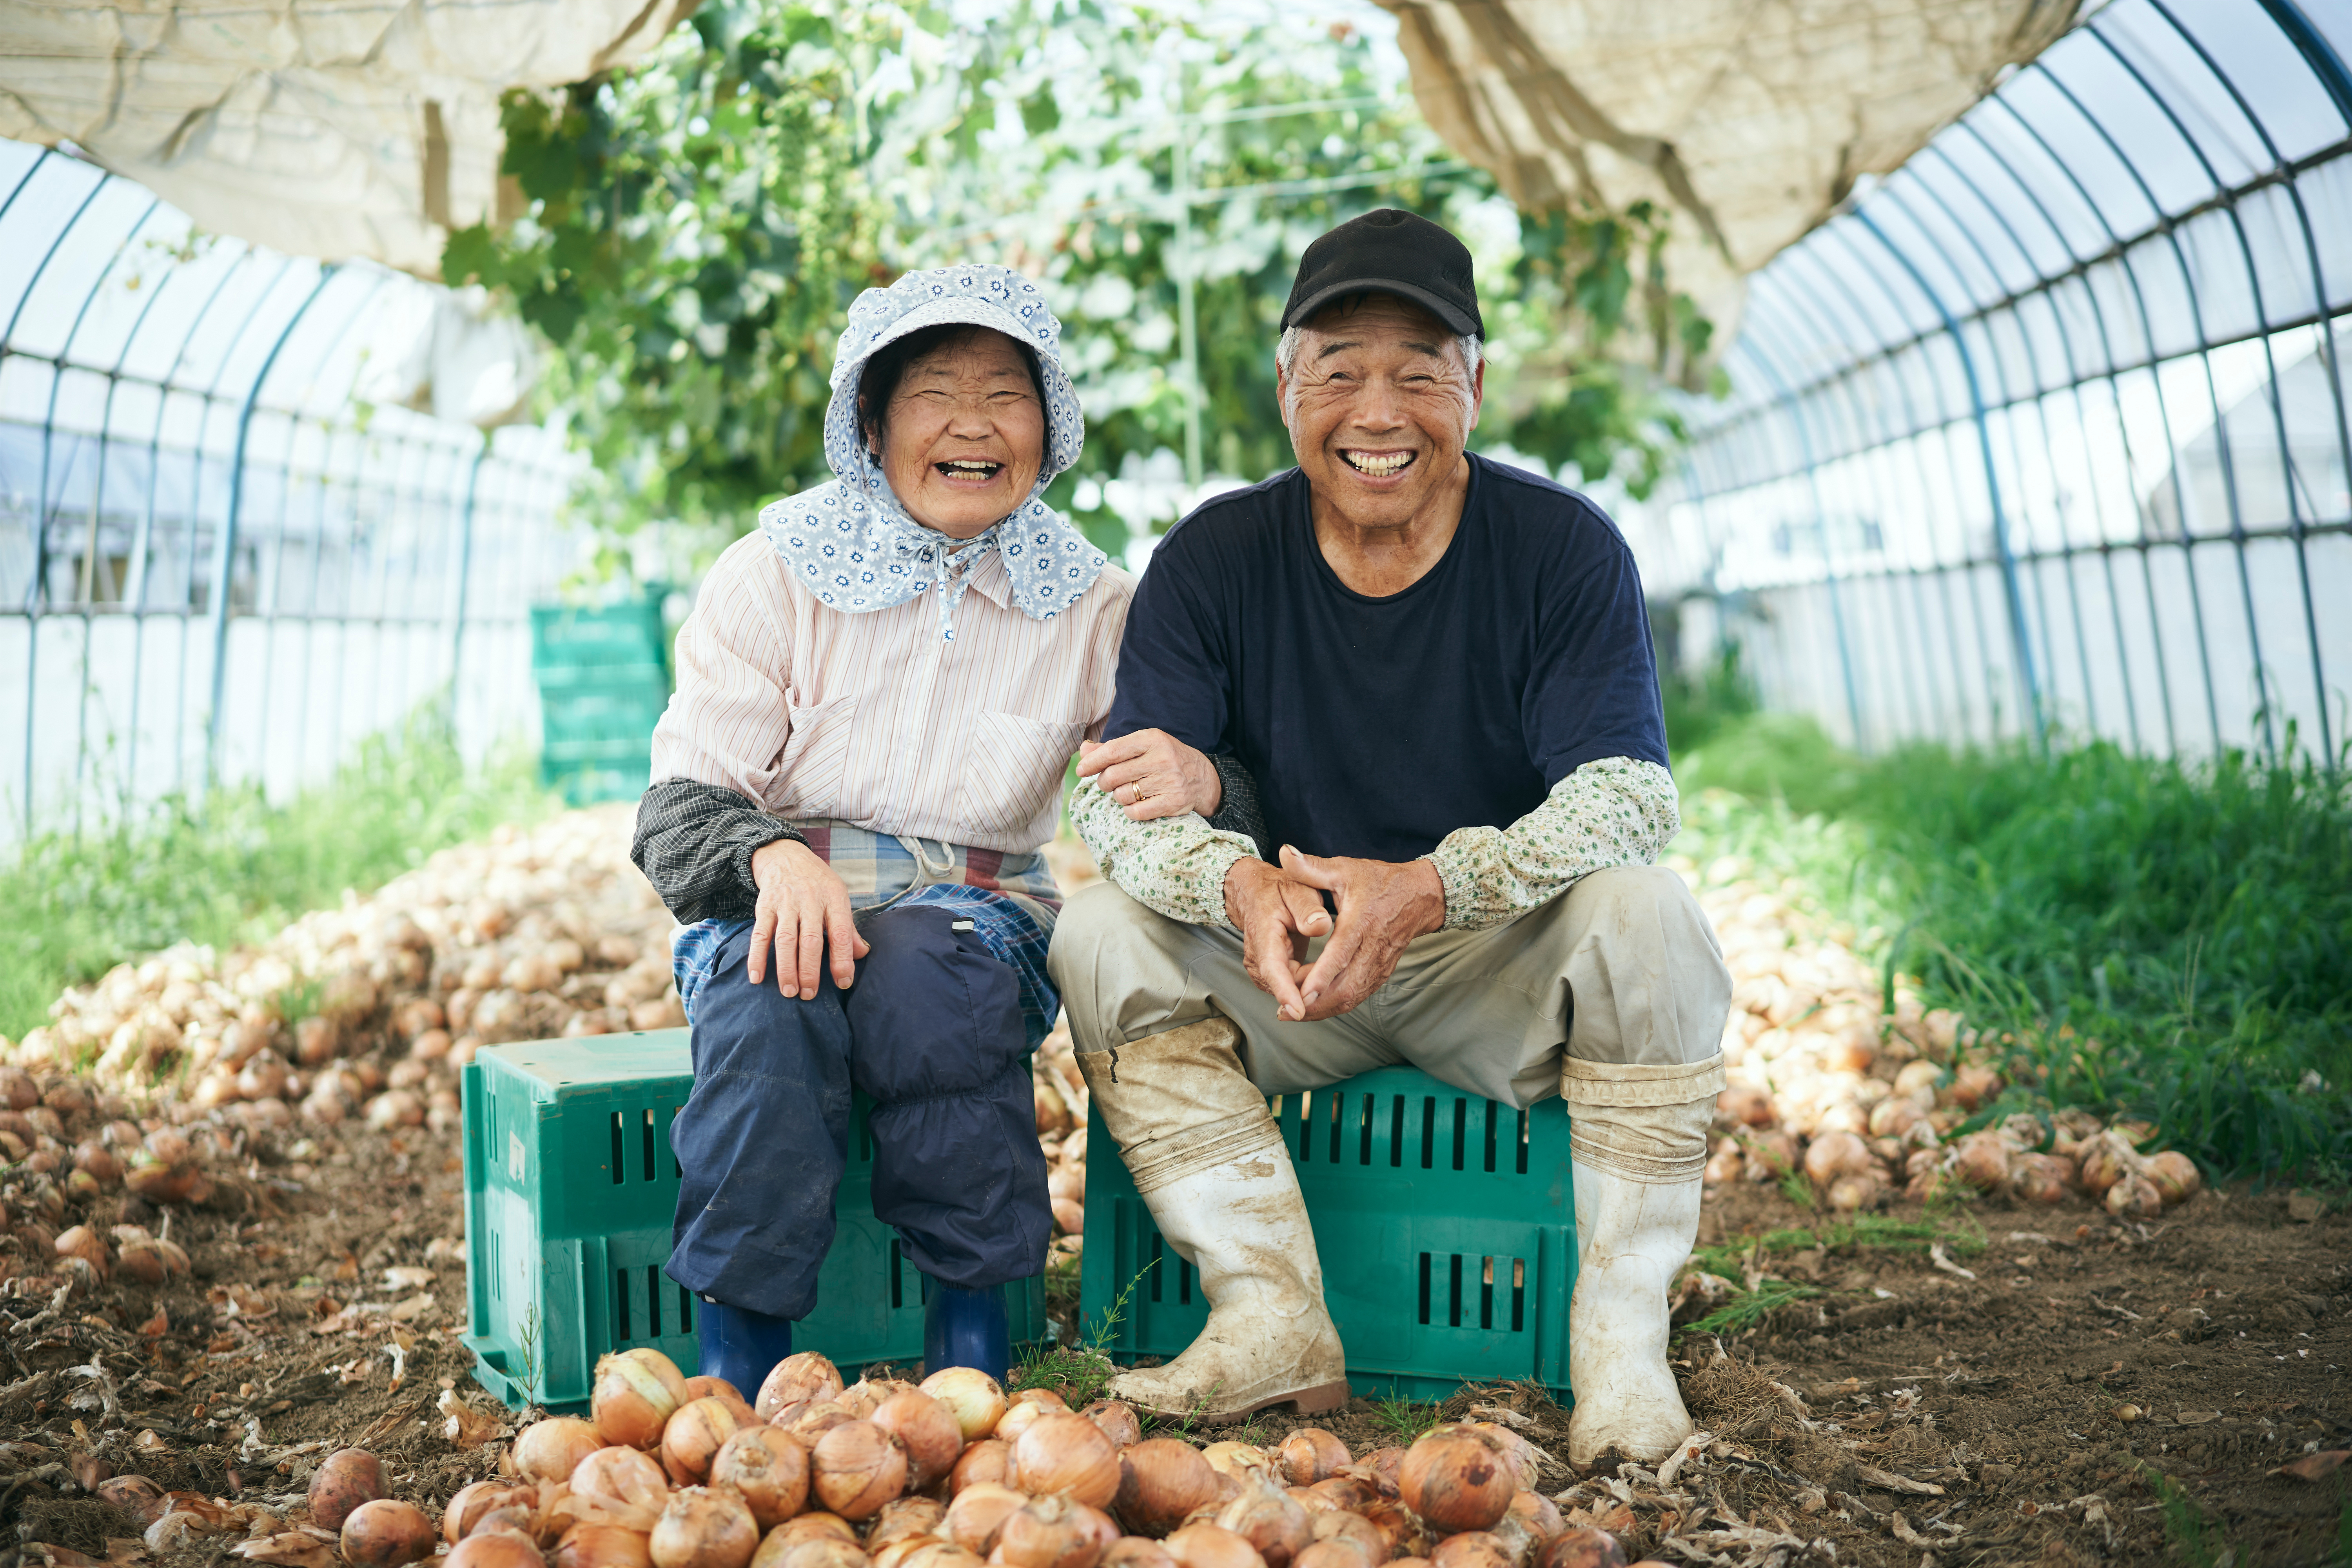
[0,0,697,276]
[1374,0,2082,366]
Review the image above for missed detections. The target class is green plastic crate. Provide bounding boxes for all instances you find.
[530,601,673,806]
[462,1029,1046,1412]
[1079,1065,1577,1403]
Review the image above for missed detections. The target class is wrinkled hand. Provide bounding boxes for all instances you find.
[1279,846,1446,1022]
[1223,857,1334,1021]
[748,838,870,999]
[1076,730,1222,821]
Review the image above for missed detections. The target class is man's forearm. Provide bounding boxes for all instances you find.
[1069,776,1256,926]
[1422,757,1681,930]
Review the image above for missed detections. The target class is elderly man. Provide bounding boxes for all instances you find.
[1048,209,1732,1464]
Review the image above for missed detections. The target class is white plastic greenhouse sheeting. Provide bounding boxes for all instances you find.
[0,144,584,838]
[1376,0,2082,373]
[0,0,696,274]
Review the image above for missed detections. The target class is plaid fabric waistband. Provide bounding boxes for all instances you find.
[791,819,1062,923]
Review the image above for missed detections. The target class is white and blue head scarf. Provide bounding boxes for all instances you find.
[758,265,1106,636]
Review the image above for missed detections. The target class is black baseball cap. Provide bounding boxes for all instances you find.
[1281,208,1484,338]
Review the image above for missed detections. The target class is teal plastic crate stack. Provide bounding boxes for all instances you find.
[532,599,671,805]
[1080,1065,1577,1402]
[461,1029,1046,1411]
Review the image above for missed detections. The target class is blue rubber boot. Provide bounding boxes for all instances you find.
[695,1296,795,1400]
[924,1281,1010,1383]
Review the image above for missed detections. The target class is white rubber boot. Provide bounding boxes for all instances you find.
[1076,1018,1349,1423]
[1561,1054,1723,1466]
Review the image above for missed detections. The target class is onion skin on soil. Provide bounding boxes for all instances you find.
[341,1500,439,1568]
[650,1486,760,1568]
[811,1419,912,1520]
[1397,1431,1512,1535]
[557,1526,656,1568]
[1114,1440,1221,1539]
[307,1447,387,1531]
[1013,1412,1122,1510]
[759,1352,848,1421]
[709,1425,811,1530]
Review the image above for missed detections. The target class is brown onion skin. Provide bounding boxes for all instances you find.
[993,1494,1105,1568]
[1110,1439,1223,1542]
[1162,1523,1267,1568]
[710,1425,810,1530]
[444,1482,539,1546]
[1458,1428,1537,1495]
[1353,1500,1428,1562]
[1529,1532,1624,1568]
[1277,1432,1350,1489]
[1503,1494,1561,1544]
[1304,1481,1375,1514]
[902,1545,988,1568]
[596,1356,682,1450]
[773,1514,860,1546]
[872,1390,965,1489]
[1294,1545,1374,1568]
[777,1400,860,1446]
[944,1484,1028,1556]
[919,1368,1009,1443]
[1014,1412,1121,1510]
[1310,1514,1386,1565]
[308,1448,387,1531]
[842,1378,921,1419]
[949,1439,1016,1496]
[811,1419,911,1521]
[686,1375,760,1428]
[1100,1542,1181,1568]
[1078,1400,1142,1451]
[1428,1537,1512,1568]
[751,1537,866,1568]
[870,1498,949,1550]
[557,1525,655,1568]
[341,1499,439,1568]
[570,1446,673,1533]
[661,1395,744,1485]
[1397,1431,1511,1535]
[651,1486,759,1568]
[1357,1452,1405,1497]
[1213,1485,1312,1568]
[758,1353,847,1421]
[450,1532,556,1568]
[519,1416,610,1481]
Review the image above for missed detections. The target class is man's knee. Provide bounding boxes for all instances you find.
[1047,881,1201,1047]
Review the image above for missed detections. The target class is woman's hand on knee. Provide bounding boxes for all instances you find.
[748,839,869,999]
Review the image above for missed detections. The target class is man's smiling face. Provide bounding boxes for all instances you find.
[1278,292,1482,534]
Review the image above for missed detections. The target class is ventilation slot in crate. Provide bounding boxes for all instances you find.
[1416,1252,1526,1331]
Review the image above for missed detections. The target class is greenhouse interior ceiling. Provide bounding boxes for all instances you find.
[0,0,2345,842]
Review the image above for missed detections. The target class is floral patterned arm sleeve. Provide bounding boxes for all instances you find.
[1069,776,1258,927]
[1423,757,1681,931]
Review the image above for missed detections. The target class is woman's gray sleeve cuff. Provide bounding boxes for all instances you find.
[631,779,805,924]
[1205,753,1274,861]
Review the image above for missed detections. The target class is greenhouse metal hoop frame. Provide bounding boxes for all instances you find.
[1664,0,2352,767]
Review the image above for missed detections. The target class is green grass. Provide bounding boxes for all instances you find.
[0,706,555,1037]
[1368,1390,1438,1445]
[1666,688,2352,1182]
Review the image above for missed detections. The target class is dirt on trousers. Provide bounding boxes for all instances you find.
[0,1120,2344,1568]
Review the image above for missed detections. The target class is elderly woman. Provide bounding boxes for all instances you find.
[631,267,1129,1390]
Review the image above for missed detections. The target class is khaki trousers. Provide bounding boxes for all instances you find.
[1048,865,1733,1110]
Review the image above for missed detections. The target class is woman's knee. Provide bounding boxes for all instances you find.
[845,906,1026,1102]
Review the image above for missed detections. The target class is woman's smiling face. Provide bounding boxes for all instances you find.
[870,328,1047,539]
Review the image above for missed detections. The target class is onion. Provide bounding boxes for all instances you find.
[1305,1481,1375,1514]
[518,1417,607,1483]
[710,1426,809,1530]
[921,1367,1010,1442]
[557,1526,655,1568]
[308,1448,387,1530]
[474,1508,541,1543]
[2007,1152,2071,1207]
[902,1546,988,1568]
[1826,1171,1882,1215]
[751,1528,867,1568]
[945,1483,1029,1555]
[1357,1448,1408,1495]
[1351,1502,1425,1563]
[1503,1494,1561,1543]
[950,1439,1018,1495]
[445,1483,539,1545]
[873,1536,945,1568]
[995,1493,1105,1568]
[873,1390,965,1488]
[1950,1131,2012,1192]
[651,1487,759,1568]
[811,1419,910,1520]
[1294,1545,1374,1568]
[687,1376,760,1428]
[772,1515,860,1547]
[1457,1428,1536,1495]
[871,1499,950,1550]
[1116,1441,1221,1539]
[1163,1523,1267,1568]
[341,1499,438,1568]
[998,1388,1069,1440]
[1068,1399,1138,1452]
[54,1225,109,1274]
[759,1352,847,1420]
[1428,1536,1512,1568]
[571,1446,672,1532]
[596,1352,685,1448]
[777,1400,859,1445]
[1311,1514,1385,1562]
[1530,1531,1624,1568]
[2106,1173,2163,1219]
[1200,1444,1274,1483]
[97,1476,167,1528]
[1801,1131,1873,1189]
[2076,1131,2136,1196]
[450,1531,554,1568]
[1398,1430,1511,1535]
[843,1377,921,1419]
[1101,1541,1181,1568]
[1277,1432,1350,1488]
[662,1396,743,1485]
[1212,1483,1311,1568]
[2145,1151,2201,1206]
[1014,1412,1122,1509]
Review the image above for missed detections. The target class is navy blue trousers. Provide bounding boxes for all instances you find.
[664,905,1052,1321]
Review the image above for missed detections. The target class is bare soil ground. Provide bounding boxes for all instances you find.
[2,1119,2342,1568]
